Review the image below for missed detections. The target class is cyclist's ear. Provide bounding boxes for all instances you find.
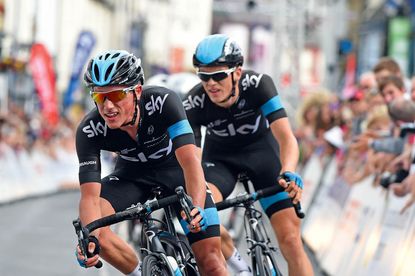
[134,85,143,96]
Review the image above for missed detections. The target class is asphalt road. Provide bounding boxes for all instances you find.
[0,191,323,276]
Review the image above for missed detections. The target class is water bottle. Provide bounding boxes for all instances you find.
[167,256,182,276]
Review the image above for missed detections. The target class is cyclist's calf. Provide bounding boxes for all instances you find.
[192,237,227,275]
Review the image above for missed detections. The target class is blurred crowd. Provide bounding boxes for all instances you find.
[0,102,80,194]
[296,56,415,214]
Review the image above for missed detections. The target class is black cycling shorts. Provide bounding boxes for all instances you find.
[202,131,293,217]
[100,165,220,245]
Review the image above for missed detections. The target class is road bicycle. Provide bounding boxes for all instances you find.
[216,173,305,276]
[73,186,199,276]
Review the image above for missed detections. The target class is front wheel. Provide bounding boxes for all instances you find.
[142,254,172,276]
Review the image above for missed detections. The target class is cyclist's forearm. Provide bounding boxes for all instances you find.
[79,195,102,236]
[175,145,206,207]
[280,143,299,172]
[78,182,102,221]
[270,119,299,172]
[184,164,206,208]
[277,134,299,172]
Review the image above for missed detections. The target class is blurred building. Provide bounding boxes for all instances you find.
[0,0,212,115]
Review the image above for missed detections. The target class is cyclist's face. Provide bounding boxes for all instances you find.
[93,85,141,129]
[198,65,241,106]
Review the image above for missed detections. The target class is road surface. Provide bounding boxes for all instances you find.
[0,191,323,275]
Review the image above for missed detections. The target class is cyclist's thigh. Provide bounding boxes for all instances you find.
[100,174,153,212]
[243,133,293,218]
[202,161,237,199]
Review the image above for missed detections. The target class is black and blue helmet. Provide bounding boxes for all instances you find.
[193,34,244,68]
[84,50,145,88]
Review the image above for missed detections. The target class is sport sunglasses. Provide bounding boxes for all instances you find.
[197,67,236,82]
[90,85,138,104]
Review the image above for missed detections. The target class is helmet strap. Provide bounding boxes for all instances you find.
[121,91,139,127]
[218,72,237,104]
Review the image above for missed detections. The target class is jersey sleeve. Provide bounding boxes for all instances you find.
[75,118,102,184]
[255,73,287,123]
[162,89,195,149]
[182,84,205,147]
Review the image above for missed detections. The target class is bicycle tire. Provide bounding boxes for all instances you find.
[142,254,172,276]
[252,245,266,276]
[141,230,199,276]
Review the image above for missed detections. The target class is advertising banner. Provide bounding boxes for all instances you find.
[388,17,411,76]
[63,31,96,110]
[29,43,59,126]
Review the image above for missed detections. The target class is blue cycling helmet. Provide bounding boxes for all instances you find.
[193,34,244,68]
[84,50,145,88]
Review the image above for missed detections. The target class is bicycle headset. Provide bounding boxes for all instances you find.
[193,34,244,103]
[83,50,145,126]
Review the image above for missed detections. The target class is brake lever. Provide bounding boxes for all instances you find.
[73,218,90,263]
[175,186,195,225]
[73,218,103,268]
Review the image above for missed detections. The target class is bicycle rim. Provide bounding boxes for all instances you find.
[142,254,172,276]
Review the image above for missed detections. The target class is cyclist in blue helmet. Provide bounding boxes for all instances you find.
[75,50,228,275]
[185,34,314,275]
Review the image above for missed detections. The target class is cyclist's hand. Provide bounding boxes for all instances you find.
[75,237,100,268]
[181,206,208,233]
[278,171,303,204]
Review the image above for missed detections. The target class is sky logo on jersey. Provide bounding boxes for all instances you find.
[145,94,169,116]
[82,120,107,138]
[241,73,263,91]
[183,94,205,110]
[209,114,261,137]
[120,140,172,162]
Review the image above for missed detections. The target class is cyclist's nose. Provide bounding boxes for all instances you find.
[102,97,115,107]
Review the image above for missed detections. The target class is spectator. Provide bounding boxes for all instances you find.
[372,56,411,94]
[347,89,368,136]
[387,98,415,213]
[410,75,415,102]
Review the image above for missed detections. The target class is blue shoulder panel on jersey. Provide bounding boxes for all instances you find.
[168,119,193,140]
[196,35,227,64]
[259,191,290,211]
[260,95,283,116]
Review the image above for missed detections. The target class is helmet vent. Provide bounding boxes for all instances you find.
[104,53,111,59]
[93,64,100,80]
[113,52,121,58]
[105,64,114,80]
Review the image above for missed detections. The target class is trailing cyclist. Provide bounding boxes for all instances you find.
[184,34,314,276]
[74,50,227,275]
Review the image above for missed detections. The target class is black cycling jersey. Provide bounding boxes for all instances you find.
[76,85,195,184]
[184,70,293,217]
[183,70,287,147]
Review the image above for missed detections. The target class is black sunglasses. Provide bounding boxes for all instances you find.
[197,67,236,82]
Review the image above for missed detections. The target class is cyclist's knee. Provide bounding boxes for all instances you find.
[220,225,233,244]
[95,227,114,251]
[208,183,223,202]
[278,231,303,250]
[197,248,226,274]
